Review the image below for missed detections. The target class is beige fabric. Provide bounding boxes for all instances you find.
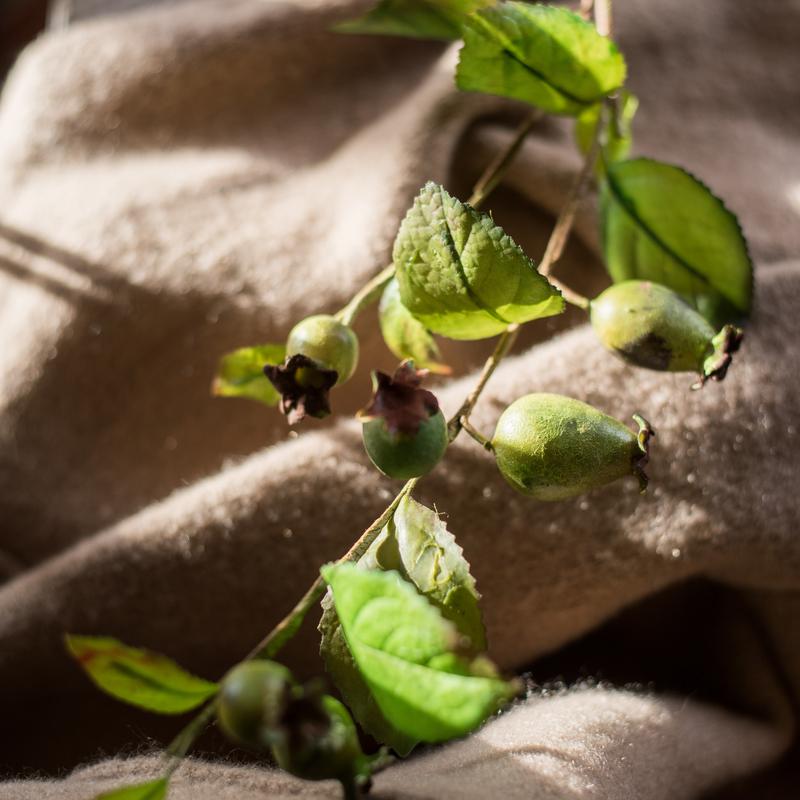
[0,0,798,797]
[0,690,786,799]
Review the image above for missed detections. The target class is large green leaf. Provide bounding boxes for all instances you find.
[212,343,286,406]
[334,0,488,41]
[96,779,168,800]
[378,278,450,374]
[600,158,753,325]
[394,182,564,340]
[456,3,626,115]
[320,497,486,753]
[321,563,515,743]
[66,636,218,714]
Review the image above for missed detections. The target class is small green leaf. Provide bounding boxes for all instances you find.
[96,779,168,800]
[371,495,486,651]
[320,496,486,753]
[394,182,564,340]
[576,90,638,167]
[378,278,451,374]
[456,3,626,115]
[322,564,516,743]
[334,0,488,41]
[66,635,218,714]
[600,158,753,325]
[212,343,286,406]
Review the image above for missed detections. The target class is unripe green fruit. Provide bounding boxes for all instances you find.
[492,393,652,501]
[362,409,448,479]
[216,660,293,748]
[590,281,743,384]
[271,694,362,783]
[286,315,359,385]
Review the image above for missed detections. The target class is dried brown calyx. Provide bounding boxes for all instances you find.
[264,354,338,425]
[358,361,440,436]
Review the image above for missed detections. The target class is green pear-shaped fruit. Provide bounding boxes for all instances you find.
[492,393,653,500]
[286,315,359,384]
[271,694,364,784]
[590,281,743,385]
[216,660,293,748]
[362,409,448,480]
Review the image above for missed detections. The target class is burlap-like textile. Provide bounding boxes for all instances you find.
[0,0,798,796]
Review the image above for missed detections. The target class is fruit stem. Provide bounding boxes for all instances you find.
[460,416,494,452]
[336,264,395,328]
[538,99,604,280]
[548,277,590,310]
[468,110,543,208]
[448,324,520,442]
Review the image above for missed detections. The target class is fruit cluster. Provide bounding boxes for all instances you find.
[261,280,740,499]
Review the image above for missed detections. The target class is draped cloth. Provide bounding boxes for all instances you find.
[0,1,798,796]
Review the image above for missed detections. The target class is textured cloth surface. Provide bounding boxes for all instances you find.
[0,0,799,797]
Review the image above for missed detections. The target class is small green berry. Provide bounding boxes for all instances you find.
[286,315,359,385]
[216,660,293,748]
[358,361,448,479]
[492,393,653,501]
[271,694,363,784]
[362,410,448,479]
[590,281,743,385]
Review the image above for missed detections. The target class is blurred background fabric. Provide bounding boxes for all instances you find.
[0,0,798,797]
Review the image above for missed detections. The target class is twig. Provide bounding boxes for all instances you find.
[337,264,395,328]
[468,111,542,208]
[538,111,604,280]
[594,0,612,37]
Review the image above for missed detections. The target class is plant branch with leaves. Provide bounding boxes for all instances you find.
[67,2,753,799]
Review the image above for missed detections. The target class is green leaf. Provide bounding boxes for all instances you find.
[96,779,168,800]
[600,158,753,325]
[394,182,564,340]
[576,90,638,167]
[378,278,451,374]
[320,496,486,753]
[456,3,626,116]
[334,0,488,41]
[321,563,516,744]
[212,343,286,406]
[66,635,218,714]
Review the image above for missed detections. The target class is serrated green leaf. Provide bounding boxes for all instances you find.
[320,496,486,753]
[576,90,638,167]
[322,563,516,743]
[334,0,488,41]
[66,636,218,714]
[212,343,286,406]
[96,779,168,800]
[378,278,451,374]
[394,182,564,340]
[600,158,753,325]
[456,3,626,115]
[371,496,486,651]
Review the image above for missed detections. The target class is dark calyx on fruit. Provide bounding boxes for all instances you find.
[359,361,448,480]
[264,353,338,425]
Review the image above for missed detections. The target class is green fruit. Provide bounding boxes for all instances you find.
[590,281,743,384]
[272,694,363,783]
[362,409,448,479]
[492,393,653,501]
[286,315,359,384]
[216,660,293,748]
